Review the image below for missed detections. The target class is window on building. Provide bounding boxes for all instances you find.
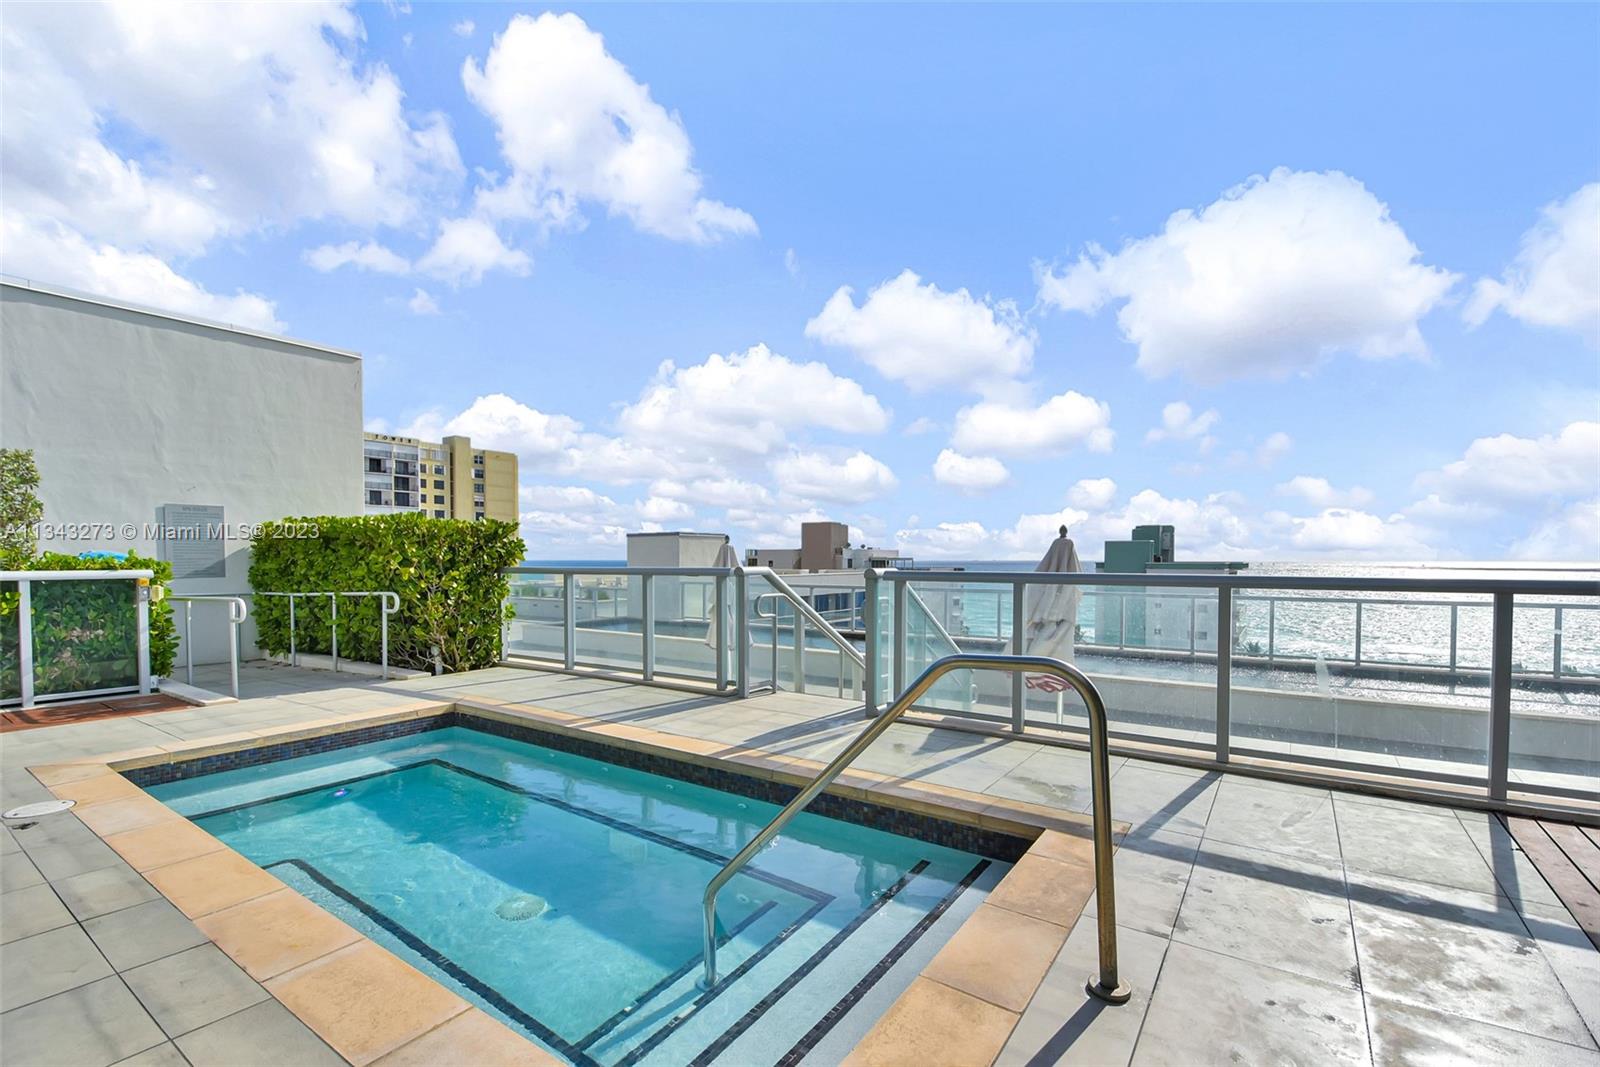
[365,457,384,473]
[433,494,445,504]
[395,492,413,507]
[433,479,445,490]
[366,490,383,505]
[473,467,485,479]
[474,511,485,521]
[473,482,485,493]
[434,464,445,475]
[434,509,446,519]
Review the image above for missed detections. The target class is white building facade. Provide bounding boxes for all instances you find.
[0,280,364,665]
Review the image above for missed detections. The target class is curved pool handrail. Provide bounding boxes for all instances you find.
[700,652,1131,1004]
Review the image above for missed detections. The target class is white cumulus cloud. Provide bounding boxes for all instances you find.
[306,241,411,274]
[1145,401,1220,449]
[1275,475,1375,509]
[932,450,1010,493]
[1465,183,1600,342]
[619,344,888,458]
[1510,499,1600,561]
[1255,431,1293,468]
[415,217,532,285]
[1038,168,1458,383]
[1068,478,1118,510]
[805,270,1035,392]
[462,12,754,243]
[950,390,1113,457]
[773,450,898,504]
[1,215,281,331]
[406,288,439,315]
[1417,420,1599,503]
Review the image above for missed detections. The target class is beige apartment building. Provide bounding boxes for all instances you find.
[362,432,518,523]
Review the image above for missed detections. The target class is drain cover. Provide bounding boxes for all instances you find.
[495,893,550,921]
[3,799,76,821]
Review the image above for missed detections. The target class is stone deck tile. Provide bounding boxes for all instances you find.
[5,661,1597,1066]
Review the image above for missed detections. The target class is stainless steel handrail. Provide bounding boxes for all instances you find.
[168,595,248,697]
[751,592,864,698]
[700,652,1131,1005]
[742,567,867,675]
[256,590,400,678]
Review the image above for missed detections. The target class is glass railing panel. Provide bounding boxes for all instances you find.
[572,574,642,670]
[1,579,19,702]
[898,580,980,716]
[504,572,566,661]
[648,575,720,682]
[31,577,141,697]
[1509,595,1598,802]
[1229,588,1492,781]
[1028,581,1218,748]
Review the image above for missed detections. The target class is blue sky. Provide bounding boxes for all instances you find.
[4,2,1597,560]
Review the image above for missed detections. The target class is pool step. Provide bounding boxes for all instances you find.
[590,856,1001,1067]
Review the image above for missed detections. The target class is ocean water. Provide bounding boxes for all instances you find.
[519,558,1597,679]
[912,560,1600,681]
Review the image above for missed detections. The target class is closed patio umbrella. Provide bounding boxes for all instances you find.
[1023,525,1084,720]
[704,538,740,652]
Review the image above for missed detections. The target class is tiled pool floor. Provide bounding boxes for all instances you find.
[2,662,1598,1065]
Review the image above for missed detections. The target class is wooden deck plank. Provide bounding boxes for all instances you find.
[1581,824,1600,851]
[1543,820,1600,896]
[1502,815,1600,951]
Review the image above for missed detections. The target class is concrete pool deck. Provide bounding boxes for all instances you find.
[2,662,1598,1065]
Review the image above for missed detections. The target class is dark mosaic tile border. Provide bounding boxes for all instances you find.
[125,707,1032,860]
[467,713,1032,862]
[123,714,449,786]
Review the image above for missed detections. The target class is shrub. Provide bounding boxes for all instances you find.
[1,551,178,700]
[248,513,524,673]
[1,448,44,568]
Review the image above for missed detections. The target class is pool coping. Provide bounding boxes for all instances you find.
[27,695,1127,1067]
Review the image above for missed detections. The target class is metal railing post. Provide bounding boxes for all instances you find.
[228,604,241,696]
[1011,580,1025,732]
[380,595,390,680]
[793,607,806,694]
[1354,601,1363,667]
[864,570,880,716]
[1189,597,1197,657]
[714,574,729,690]
[1267,597,1276,664]
[1216,586,1231,763]
[698,653,1129,1005]
[891,578,907,699]
[185,602,195,686]
[1488,591,1513,800]
[1553,607,1564,680]
[562,574,576,670]
[642,574,655,682]
[136,584,151,695]
[329,594,339,673]
[289,595,297,667]
[1449,604,1459,671]
[735,569,749,697]
[17,579,34,708]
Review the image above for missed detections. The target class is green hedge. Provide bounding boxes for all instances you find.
[248,514,524,673]
[1,552,178,700]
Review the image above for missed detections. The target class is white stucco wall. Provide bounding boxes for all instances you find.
[0,281,363,667]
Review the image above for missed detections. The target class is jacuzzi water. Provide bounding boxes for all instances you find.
[149,726,1004,1066]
